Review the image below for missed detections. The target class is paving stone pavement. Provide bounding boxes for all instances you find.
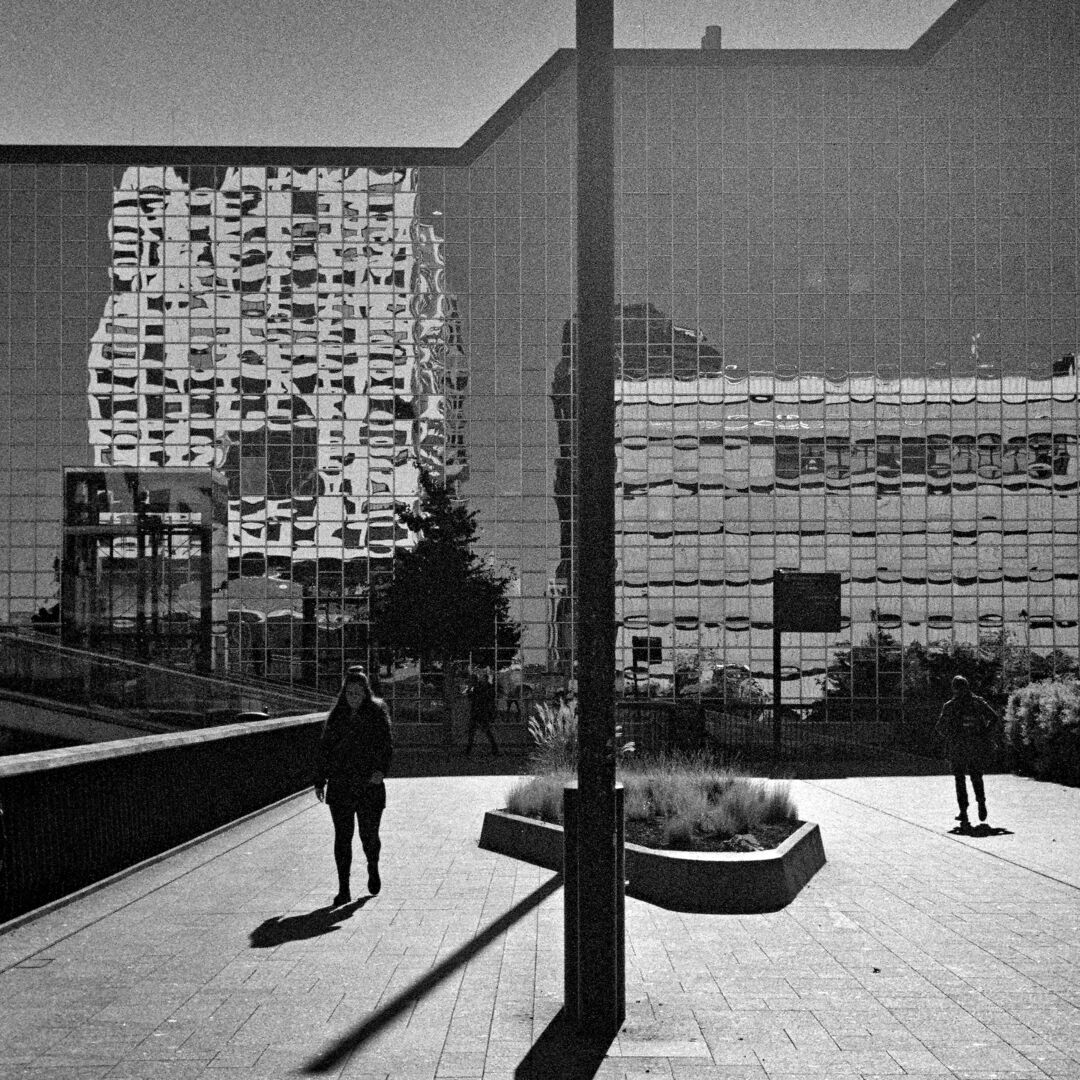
[1,771,1078,1079]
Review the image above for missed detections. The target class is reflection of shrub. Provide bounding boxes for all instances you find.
[699,665,769,716]
[814,631,1078,759]
[1004,680,1080,785]
[505,750,796,847]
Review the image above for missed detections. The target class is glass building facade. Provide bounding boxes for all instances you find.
[2,0,1078,708]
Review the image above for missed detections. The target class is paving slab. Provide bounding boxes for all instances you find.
[0,772,1077,1079]
[804,774,1080,888]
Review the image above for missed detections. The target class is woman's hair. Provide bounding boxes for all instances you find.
[329,666,379,719]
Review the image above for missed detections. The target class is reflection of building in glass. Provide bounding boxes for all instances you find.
[551,304,724,672]
[86,167,467,584]
[61,468,229,670]
[604,359,1079,699]
[4,0,1080,701]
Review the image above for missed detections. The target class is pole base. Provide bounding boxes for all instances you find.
[563,783,625,1037]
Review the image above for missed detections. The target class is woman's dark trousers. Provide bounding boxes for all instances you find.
[466,713,499,755]
[329,785,385,892]
[953,766,985,818]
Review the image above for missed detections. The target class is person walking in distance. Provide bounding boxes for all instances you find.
[314,667,393,906]
[466,670,500,756]
[936,674,998,830]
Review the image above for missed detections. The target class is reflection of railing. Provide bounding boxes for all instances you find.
[0,628,331,729]
[613,696,949,766]
[615,700,678,757]
[703,699,916,761]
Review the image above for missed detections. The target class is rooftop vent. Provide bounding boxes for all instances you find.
[702,25,722,50]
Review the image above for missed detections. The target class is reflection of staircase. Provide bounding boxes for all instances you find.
[0,686,178,748]
[0,629,539,768]
[0,630,329,744]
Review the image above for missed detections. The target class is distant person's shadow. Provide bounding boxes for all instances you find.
[949,824,1014,838]
[249,899,369,948]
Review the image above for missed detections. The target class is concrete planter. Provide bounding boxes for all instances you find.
[479,809,825,914]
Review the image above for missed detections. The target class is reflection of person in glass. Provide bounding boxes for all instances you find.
[314,667,393,906]
[936,675,998,830]
[466,671,499,756]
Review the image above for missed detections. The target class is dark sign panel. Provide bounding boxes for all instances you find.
[631,634,663,667]
[773,571,842,633]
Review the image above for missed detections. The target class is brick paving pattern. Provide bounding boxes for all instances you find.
[1,772,1078,1079]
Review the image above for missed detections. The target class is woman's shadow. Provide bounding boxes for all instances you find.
[949,823,1014,837]
[249,898,371,948]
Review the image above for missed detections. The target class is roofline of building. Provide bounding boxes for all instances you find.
[0,0,990,169]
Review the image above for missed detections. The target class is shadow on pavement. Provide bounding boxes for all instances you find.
[390,749,534,778]
[249,898,370,948]
[762,759,953,780]
[303,874,563,1075]
[710,746,953,780]
[949,824,1015,838]
[515,1009,613,1079]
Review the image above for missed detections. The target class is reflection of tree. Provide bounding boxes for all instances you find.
[369,468,520,680]
[815,629,1079,753]
[818,631,904,708]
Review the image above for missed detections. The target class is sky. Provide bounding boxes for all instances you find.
[0,0,956,147]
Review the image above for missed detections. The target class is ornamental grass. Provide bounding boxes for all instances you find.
[504,750,797,848]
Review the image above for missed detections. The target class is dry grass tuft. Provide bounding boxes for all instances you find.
[505,770,573,823]
[504,752,797,846]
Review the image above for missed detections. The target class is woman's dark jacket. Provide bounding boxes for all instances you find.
[936,692,997,770]
[314,697,393,804]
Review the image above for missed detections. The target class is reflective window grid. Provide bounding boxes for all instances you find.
[1,0,1078,711]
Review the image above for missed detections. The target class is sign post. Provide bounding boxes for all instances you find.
[772,571,842,753]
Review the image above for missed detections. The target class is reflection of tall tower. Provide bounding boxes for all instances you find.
[87,166,466,586]
[550,304,723,672]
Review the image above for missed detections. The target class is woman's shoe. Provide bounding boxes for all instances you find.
[367,863,381,895]
[331,889,351,907]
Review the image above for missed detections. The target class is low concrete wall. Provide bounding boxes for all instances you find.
[479,810,826,914]
[0,712,324,924]
[625,822,825,913]
[479,809,565,872]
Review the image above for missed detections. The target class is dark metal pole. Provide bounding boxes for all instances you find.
[562,783,580,1011]
[773,625,783,756]
[136,508,148,660]
[199,526,213,673]
[569,0,623,1038]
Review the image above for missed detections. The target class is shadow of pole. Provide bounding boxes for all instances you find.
[303,873,563,1075]
[515,1009,614,1079]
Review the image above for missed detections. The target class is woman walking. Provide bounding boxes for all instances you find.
[314,667,393,906]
